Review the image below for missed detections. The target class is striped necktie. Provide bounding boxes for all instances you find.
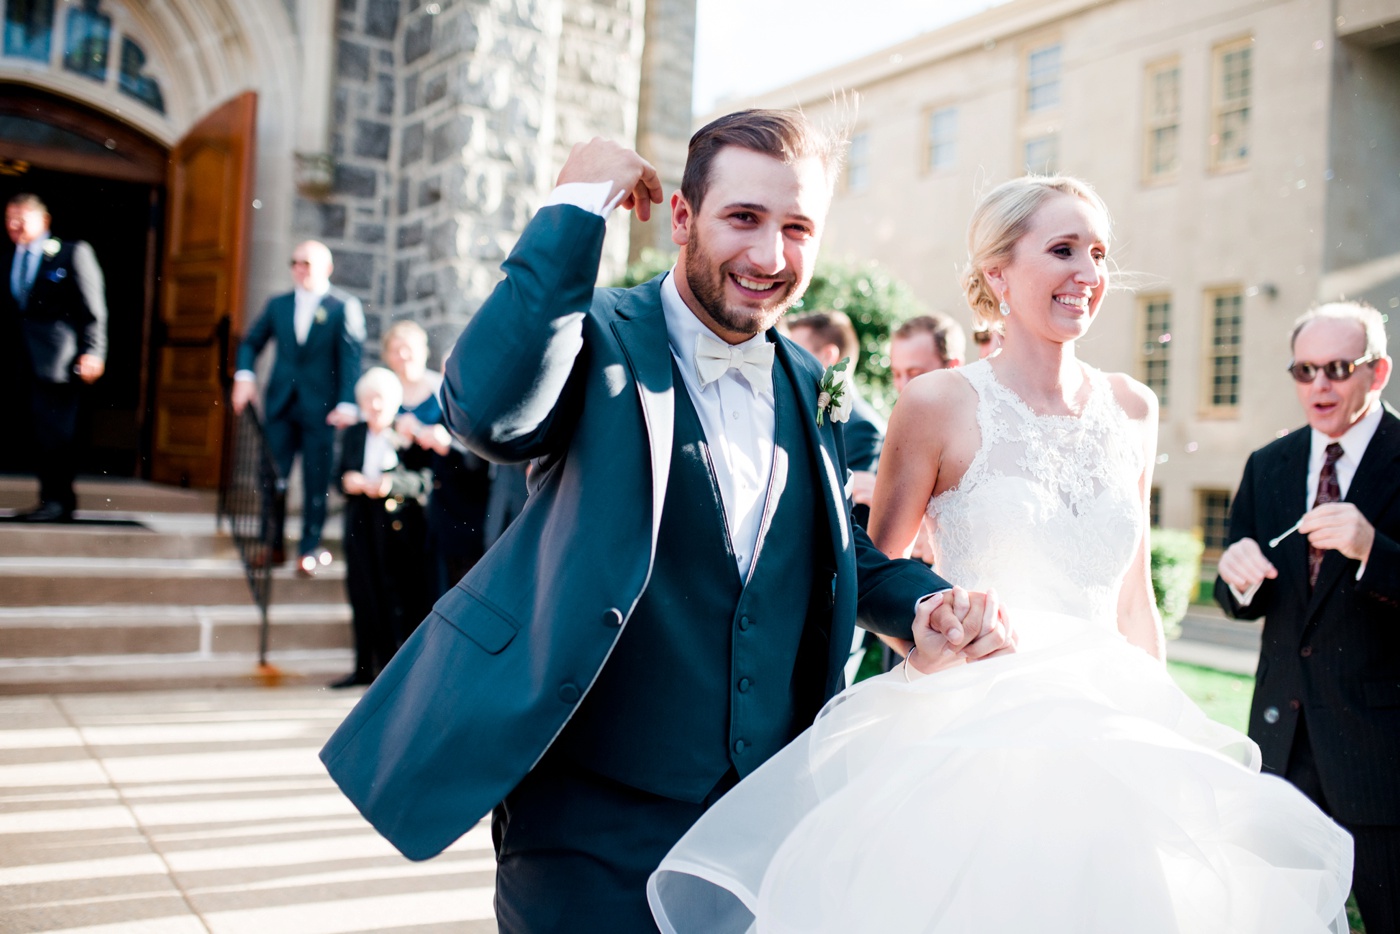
[1308,442,1344,587]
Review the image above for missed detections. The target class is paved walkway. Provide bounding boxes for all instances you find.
[0,688,495,934]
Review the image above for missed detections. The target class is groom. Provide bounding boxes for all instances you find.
[320,110,1010,931]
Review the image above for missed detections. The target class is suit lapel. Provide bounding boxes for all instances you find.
[1307,407,1400,617]
[1262,431,1313,609]
[610,276,674,554]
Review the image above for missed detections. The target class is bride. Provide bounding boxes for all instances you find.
[647,176,1354,933]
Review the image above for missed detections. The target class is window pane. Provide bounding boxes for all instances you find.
[1024,133,1058,174]
[1026,43,1062,112]
[1199,490,1233,553]
[848,132,870,192]
[1222,47,1251,103]
[1141,297,1171,406]
[4,0,55,62]
[119,37,165,113]
[1210,292,1242,406]
[63,0,112,83]
[1151,67,1179,119]
[927,107,956,171]
[1217,107,1249,162]
[1151,125,1178,175]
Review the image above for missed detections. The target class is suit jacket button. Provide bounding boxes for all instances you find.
[602,608,623,627]
[738,615,752,631]
[1263,706,1280,724]
[733,739,747,754]
[1289,699,1301,711]
[558,683,580,704]
[737,677,751,693]
[1300,646,1313,658]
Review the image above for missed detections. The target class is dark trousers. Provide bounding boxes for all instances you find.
[264,415,334,556]
[342,495,430,678]
[1287,714,1400,934]
[493,749,737,934]
[28,379,80,513]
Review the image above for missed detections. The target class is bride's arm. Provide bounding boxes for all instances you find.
[1112,375,1166,660]
[867,373,960,559]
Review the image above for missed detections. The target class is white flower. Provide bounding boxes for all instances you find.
[42,238,61,257]
[829,372,854,424]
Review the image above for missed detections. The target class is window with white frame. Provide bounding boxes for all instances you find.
[1139,294,1172,406]
[1206,288,1243,409]
[1024,133,1058,174]
[1197,489,1233,556]
[925,106,956,172]
[1210,38,1251,170]
[1025,42,1062,113]
[1143,59,1180,181]
[847,131,871,192]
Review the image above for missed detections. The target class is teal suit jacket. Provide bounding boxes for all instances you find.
[320,205,947,860]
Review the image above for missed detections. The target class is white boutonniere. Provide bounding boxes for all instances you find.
[314,307,328,325]
[816,357,853,427]
[42,238,61,258]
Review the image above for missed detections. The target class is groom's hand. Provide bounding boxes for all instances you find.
[909,587,1016,674]
[557,138,664,221]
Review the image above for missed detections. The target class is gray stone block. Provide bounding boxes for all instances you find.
[413,272,438,298]
[403,74,419,114]
[428,219,456,261]
[354,119,392,160]
[424,71,448,107]
[376,73,394,115]
[295,198,348,240]
[404,14,433,64]
[431,114,473,163]
[419,176,443,207]
[337,39,371,81]
[397,177,411,215]
[365,0,398,39]
[401,121,424,165]
[397,220,424,248]
[394,258,412,304]
[355,223,386,244]
[334,250,376,290]
[334,164,377,197]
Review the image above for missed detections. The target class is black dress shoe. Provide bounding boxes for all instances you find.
[17,502,73,523]
[329,672,374,689]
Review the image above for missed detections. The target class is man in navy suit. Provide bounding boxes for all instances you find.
[3,194,108,522]
[232,240,363,575]
[1216,302,1400,934]
[321,111,1013,932]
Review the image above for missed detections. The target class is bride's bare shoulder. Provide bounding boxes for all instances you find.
[893,367,977,422]
[1103,371,1157,423]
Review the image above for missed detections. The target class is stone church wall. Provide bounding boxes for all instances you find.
[293,0,691,361]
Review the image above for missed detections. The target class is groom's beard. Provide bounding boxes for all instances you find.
[683,232,806,337]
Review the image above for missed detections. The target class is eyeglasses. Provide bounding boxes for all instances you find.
[289,259,311,267]
[1285,355,1376,383]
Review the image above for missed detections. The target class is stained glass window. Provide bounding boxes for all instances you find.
[63,0,112,83]
[3,0,55,63]
[119,37,164,113]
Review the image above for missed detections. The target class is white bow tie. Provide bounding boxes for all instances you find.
[694,333,775,397]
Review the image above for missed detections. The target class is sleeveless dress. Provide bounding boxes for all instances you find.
[648,359,1353,934]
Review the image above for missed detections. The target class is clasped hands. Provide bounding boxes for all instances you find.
[903,586,1016,676]
[1218,502,1375,594]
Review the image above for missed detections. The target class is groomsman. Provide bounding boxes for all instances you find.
[888,312,965,393]
[322,111,1013,931]
[232,240,364,575]
[3,194,108,522]
[1216,301,1400,934]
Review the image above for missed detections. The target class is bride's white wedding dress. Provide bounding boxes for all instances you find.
[648,359,1353,933]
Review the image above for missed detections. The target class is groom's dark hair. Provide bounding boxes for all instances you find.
[681,109,846,212]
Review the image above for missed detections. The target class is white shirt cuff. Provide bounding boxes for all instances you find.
[234,370,255,382]
[1228,580,1263,607]
[915,588,952,615]
[334,402,359,417]
[543,181,629,217]
[1355,561,1367,582]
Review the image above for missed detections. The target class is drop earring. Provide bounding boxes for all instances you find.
[999,300,1011,317]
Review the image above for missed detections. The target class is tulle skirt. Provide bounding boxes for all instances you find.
[648,613,1353,933]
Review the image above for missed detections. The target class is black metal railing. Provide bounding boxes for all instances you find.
[217,404,286,667]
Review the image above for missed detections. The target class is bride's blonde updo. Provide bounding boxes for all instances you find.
[960,175,1112,333]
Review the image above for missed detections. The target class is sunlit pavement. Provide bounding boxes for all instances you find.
[0,688,496,933]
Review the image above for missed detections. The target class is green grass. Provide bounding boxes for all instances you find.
[1166,661,1253,734]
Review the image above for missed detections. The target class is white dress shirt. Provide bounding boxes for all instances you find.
[293,285,330,345]
[360,428,399,487]
[1233,400,1383,605]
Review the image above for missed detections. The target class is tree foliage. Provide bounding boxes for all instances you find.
[614,251,927,411]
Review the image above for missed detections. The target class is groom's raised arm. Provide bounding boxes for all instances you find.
[441,140,662,463]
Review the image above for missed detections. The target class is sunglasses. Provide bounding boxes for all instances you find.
[1285,355,1375,383]
[289,259,312,267]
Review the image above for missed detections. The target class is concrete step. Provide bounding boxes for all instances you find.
[0,604,354,694]
[0,516,345,560]
[0,476,219,514]
[0,556,347,606]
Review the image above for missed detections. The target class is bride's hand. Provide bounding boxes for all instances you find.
[910,587,1016,674]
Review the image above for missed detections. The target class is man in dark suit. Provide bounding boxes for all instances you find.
[3,193,108,522]
[232,240,363,576]
[321,111,1013,931]
[1216,301,1399,934]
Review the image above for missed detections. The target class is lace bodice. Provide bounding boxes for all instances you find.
[926,359,1144,629]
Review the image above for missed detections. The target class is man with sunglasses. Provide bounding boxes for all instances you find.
[232,240,365,576]
[1216,301,1399,934]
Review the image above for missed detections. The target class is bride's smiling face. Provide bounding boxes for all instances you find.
[987,193,1110,343]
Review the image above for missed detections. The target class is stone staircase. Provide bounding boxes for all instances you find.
[0,477,353,693]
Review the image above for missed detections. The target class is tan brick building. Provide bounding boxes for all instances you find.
[729,0,1400,555]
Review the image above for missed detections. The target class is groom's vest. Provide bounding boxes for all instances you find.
[553,355,832,802]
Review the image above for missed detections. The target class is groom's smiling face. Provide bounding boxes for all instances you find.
[671,146,832,344]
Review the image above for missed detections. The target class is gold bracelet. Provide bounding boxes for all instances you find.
[902,645,917,682]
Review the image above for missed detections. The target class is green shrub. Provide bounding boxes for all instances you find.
[1151,528,1204,640]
